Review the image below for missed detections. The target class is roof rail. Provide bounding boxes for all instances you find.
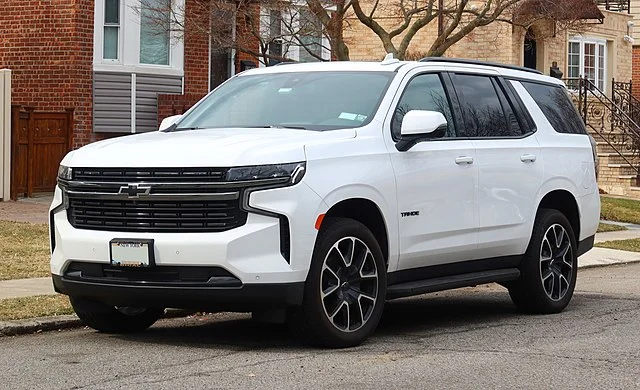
[418,57,543,75]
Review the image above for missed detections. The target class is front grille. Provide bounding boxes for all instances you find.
[67,197,247,233]
[73,167,228,182]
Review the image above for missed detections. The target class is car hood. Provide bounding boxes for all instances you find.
[62,128,356,167]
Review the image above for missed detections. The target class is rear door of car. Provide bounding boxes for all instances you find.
[449,72,543,260]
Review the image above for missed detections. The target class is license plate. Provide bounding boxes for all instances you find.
[109,239,155,267]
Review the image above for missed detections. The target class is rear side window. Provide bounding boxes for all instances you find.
[521,82,586,134]
[452,74,524,138]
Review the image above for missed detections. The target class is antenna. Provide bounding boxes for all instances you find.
[381,53,399,65]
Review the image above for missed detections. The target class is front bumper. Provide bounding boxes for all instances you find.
[50,182,324,286]
[53,274,304,311]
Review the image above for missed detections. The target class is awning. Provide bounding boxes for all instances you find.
[516,0,605,23]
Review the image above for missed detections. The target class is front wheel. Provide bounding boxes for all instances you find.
[288,217,387,348]
[70,297,164,333]
[509,208,578,314]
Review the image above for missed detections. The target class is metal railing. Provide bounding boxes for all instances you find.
[596,0,631,13]
[612,79,640,125]
[564,76,640,180]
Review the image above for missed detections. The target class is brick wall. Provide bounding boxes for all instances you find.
[633,46,640,98]
[0,0,102,149]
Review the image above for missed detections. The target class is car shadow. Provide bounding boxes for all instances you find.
[109,288,586,350]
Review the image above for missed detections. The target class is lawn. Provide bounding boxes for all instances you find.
[596,238,640,253]
[600,196,640,225]
[0,295,72,321]
[0,220,50,280]
[597,223,628,233]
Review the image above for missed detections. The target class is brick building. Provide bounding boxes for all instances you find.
[344,0,634,91]
[0,0,262,145]
[0,0,261,198]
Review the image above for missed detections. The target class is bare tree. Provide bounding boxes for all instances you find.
[136,0,351,66]
[349,0,599,60]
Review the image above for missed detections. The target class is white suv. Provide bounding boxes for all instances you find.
[50,58,600,347]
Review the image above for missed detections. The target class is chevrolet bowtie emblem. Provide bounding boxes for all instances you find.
[118,184,152,198]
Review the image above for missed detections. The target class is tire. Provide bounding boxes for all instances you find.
[70,297,164,334]
[288,217,387,348]
[509,208,578,314]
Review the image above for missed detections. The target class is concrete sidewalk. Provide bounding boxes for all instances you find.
[0,278,54,300]
[2,231,640,301]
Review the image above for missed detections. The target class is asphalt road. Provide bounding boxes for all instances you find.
[1,263,640,390]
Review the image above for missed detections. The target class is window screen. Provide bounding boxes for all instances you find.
[521,81,586,134]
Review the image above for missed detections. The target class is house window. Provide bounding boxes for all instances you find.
[298,8,323,62]
[268,10,283,66]
[139,0,171,65]
[568,37,606,91]
[103,0,120,60]
[261,6,329,65]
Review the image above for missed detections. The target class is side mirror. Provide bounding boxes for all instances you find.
[396,110,448,152]
[159,114,183,131]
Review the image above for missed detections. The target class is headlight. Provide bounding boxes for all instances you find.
[58,165,73,180]
[226,162,306,185]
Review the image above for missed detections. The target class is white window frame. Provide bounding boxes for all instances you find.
[258,6,331,67]
[102,0,123,63]
[93,0,185,76]
[568,36,607,92]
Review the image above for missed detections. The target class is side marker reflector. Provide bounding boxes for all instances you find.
[315,214,326,230]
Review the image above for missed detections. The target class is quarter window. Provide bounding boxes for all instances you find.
[453,74,523,138]
[391,74,455,139]
[521,81,587,135]
[103,0,120,60]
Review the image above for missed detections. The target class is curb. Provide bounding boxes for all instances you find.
[0,309,195,337]
[0,315,81,337]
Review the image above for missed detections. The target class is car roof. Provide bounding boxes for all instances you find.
[237,59,565,87]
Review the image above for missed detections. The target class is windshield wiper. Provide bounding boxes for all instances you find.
[260,125,307,130]
[162,125,204,133]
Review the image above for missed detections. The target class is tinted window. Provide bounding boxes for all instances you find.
[521,81,587,134]
[392,73,455,139]
[176,71,394,131]
[453,74,523,138]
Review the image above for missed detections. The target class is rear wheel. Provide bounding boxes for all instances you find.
[509,209,577,314]
[70,297,164,333]
[288,217,386,348]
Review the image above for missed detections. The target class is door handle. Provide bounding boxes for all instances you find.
[455,156,474,165]
[520,154,537,163]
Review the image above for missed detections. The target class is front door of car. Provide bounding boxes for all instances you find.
[449,73,544,259]
[386,72,479,271]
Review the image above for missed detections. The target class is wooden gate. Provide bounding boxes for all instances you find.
[11,106,73,200]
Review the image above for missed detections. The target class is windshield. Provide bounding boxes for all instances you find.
[174,71,395,131]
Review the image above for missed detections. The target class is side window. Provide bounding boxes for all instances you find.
[391,73,455,140]
[453,74,523,138]
[520,81,587,134]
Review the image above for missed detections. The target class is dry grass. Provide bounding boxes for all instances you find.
[597,223,628,233]
[0,220,50,280]
[600,197,640,225]
[0,295,72,321]
[596,238,640,253]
